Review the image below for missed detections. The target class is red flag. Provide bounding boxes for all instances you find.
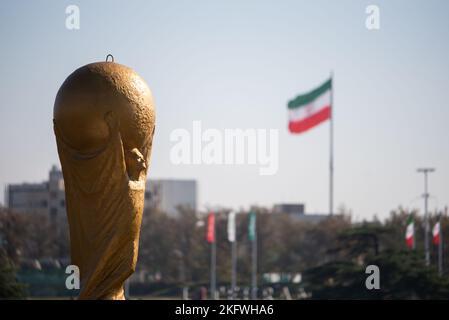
[207,212,215,243]
[433,221,441,245]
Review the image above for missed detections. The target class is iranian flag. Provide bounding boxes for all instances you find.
[433,221,441,245]
[288,78,332,134]
[405,215,414,249]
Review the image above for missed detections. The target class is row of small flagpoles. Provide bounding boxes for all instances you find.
[206,211,257,300]
[405,209,445,275]
[202,75,333,299]
[206,210,444,298]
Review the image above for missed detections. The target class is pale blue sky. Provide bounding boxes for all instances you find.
[1,0,448,220]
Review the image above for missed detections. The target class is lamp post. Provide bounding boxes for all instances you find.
[417,168,435,266]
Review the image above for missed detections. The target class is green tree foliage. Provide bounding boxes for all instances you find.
[303,249,449,299]
[0,252,26,299]
[302,261,366,299]
[370,250,449,299]
[2,205,449,299]
[0,208,69,262]
[302,215,449,299]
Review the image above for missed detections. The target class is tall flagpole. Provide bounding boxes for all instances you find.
[251,221,257,299]
[228,211,237,299]
[208,212,217,299]
[412,211,416,250]
[231,238,237,299]
[438,211,443,276]
[211,236,216,299]
[330,71,334,216]
[249,212,257,299]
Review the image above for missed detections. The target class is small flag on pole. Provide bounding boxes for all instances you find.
[227,211,236,242]
[207,212,215,243]
[405,215,414,249]
[433,221,441,245]
[288,78,332,134]
[248,212,256,241]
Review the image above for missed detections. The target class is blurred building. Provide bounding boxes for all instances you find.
[273,203,305,215]
[5,165,66,218]
[273,203,328,223]
[145,179,197,217]
[5,167,198,219]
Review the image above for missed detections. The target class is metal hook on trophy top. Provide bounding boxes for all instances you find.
[106,54,114,63]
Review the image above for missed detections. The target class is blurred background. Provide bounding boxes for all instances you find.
[1,0,449,299]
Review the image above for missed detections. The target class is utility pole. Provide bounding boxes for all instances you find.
[417,168,435,266]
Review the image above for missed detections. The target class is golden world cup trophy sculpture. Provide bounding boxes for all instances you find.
[53,55,156,299]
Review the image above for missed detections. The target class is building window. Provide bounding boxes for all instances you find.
[41,200,48,208]
[60,199,65,207]
[145,191,151,200]
[50,207,58,217]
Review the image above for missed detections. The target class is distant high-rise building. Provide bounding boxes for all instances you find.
[145,179,197,217]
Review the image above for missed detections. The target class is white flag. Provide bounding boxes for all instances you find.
[227,211,236,242]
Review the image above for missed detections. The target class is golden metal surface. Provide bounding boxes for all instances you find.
[53,59,155,299]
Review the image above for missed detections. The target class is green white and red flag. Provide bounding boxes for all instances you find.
[405,215,414,249]
[288,78,332,134]
[433,221,441,245]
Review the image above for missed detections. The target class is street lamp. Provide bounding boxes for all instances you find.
[417,167,435,266]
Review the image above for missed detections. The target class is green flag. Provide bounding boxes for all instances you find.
[248,212,256,241]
